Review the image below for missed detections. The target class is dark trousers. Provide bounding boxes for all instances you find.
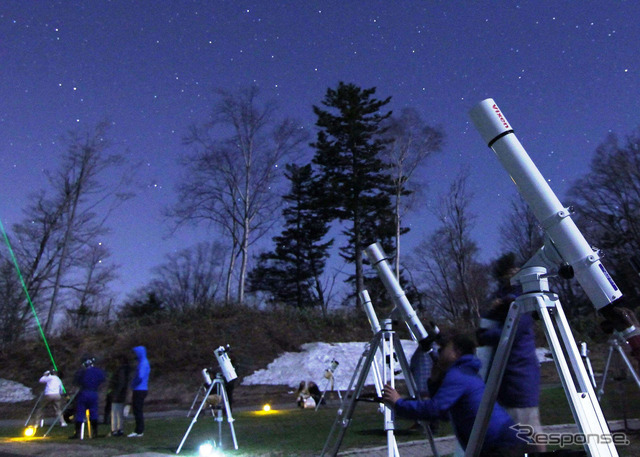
[76,390,99,422]
[132,390,147,434]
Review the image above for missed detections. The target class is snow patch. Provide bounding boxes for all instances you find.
[243,341,418,390]
[242,341,553,390]
[0,379,35,403]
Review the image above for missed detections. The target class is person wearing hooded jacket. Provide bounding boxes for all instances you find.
[383,333,527,457]
[128,346,150,437]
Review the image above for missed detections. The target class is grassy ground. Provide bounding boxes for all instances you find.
[1,381,639,456]
[0,403,437,456]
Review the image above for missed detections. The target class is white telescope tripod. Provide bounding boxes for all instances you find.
[465,266,619,457]
[321,316,439,457]
[316,359,343,411]
[176,372,237,454]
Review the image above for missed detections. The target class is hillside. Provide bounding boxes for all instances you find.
[0,305,390,417]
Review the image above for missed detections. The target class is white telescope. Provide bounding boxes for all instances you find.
[469,99,621,310]
[364,243,435,348]
[201,368,213,386]
[214,345,238,382]
[359,290,382,334]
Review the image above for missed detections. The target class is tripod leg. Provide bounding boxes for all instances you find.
[315,377,331,412]
[25,391,45,427]
[219,380,238,450]
[321,334,382,456]
[176,382,217,454]
[394,338,440,457]
[598,345,615,400]
[541,296,618,457]
[382,327,399,457]
[465,300,521,457]
[186,384,205,417]
[44,392,77,438]
[614,340,640,390]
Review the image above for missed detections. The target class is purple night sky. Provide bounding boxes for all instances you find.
[2,1,639,302]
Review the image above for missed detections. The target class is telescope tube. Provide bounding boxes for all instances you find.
[469,99,621,310]
[364,243,432,346]
[360,290,382,334]
[214,346,238,382]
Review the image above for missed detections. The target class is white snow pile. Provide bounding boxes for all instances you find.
[0,378,35,403]
[243,341,418,390]
[242,341,553,390]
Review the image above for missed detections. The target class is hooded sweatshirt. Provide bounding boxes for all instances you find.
[394,354,523,452]
[131,346,150,391]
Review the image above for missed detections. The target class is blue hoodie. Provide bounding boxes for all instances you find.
[131,346,150,391]
[394,354,523,452]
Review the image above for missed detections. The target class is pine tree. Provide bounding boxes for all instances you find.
[249,164,333,309]
[311,82,396,303]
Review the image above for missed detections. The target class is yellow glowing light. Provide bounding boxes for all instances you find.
[262,403,271,412]
[24,426,36,437]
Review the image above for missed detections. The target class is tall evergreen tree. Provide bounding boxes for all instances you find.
[311,82,396,304]
[249,164,333,309]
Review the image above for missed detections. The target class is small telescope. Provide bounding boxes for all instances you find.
[214,345,237,382]
[360,290,382,334]
[364,243,438,350]
[326,359,339,374]
[201,368,213,386]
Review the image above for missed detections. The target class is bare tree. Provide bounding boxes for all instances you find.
[149,241,227,312]
[566,131,640,307]
[409,171,487,325]
[499,194,544,265]
[10,122,132,334]
[381,108,444,277]
[171,86,308,304]
[0,255,33,346]
[65,242,118,329]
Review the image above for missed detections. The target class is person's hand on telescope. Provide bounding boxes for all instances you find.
[382,384,401,407]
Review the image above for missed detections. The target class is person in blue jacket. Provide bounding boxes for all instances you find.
[383,333,527,456]
[69,356,106,439]
[128,346,150,437]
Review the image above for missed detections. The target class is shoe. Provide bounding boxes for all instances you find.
[127,432,143,437]
[61,422,68,427]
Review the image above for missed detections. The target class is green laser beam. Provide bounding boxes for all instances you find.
[0,218,64,391]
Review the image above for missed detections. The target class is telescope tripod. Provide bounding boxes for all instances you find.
[465,267,619,457]
[176,374,238,454]
[597,334,640,401]
[321,319,439,457]
[316,369,343,412]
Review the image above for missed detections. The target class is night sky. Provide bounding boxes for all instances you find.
[2,1,640,301]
